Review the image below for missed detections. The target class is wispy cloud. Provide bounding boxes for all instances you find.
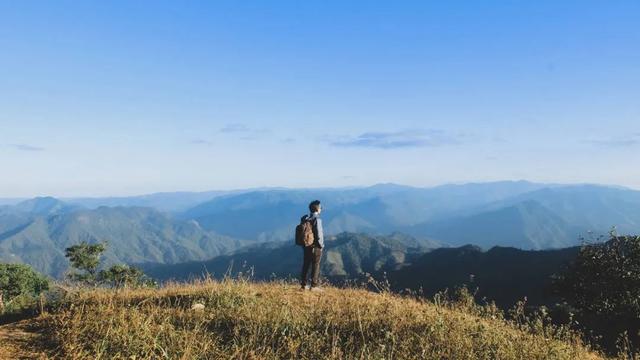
[328,129,459,149]
[220,123,251,133]
[190,139,214,146]
[585,133,640,148]
[191,124,272,145]
[219,123,270,141]
[10,143,45,152]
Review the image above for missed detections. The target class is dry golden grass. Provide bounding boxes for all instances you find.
[33,278,607,359]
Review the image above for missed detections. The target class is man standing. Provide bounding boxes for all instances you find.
[300,200,324,291]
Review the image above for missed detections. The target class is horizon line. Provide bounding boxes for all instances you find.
[1,179,636,200]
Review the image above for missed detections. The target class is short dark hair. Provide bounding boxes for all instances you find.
[309,200,321,213]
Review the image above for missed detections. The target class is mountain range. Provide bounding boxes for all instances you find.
[179,181,640,249]
[1,181,639,279]
[0,198,247,277]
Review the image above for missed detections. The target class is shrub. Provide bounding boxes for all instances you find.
[0,263,49,314]
[556,233,640,354]
[98,264,156,289]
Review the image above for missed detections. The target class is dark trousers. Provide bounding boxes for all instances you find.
[301,246,322,287]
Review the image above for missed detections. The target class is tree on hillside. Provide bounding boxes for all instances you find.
[555,233,640,353]
[557,233,640,316]
[65,241,107,285]
[65,241,156,289]
[99,264,155,289]
[0,264,49,312]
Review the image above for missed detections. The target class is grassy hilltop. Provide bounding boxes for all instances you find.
[6,279,605,359]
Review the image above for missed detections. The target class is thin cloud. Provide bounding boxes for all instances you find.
[10,143,45,152]
[220,123,251,133]
[219,123,270,140]
[585,133,640,148]
[328,129,458,149]
[190,139,214,146]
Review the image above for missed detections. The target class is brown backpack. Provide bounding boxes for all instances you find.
[295,215,315,247]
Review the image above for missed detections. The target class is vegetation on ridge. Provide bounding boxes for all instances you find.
[555,234,640,355]
[33,278,602,359]
[0,263,49,314]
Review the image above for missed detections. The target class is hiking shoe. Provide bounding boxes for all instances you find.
[300,285,310,291]
[310,286,324,292]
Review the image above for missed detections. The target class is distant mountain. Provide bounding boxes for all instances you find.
[387,245,580,307]
[12,196,79,216]
[0,198,26,206]
[0,197,78,236]
[140,232,431,282]
[404,185,640,249]
[0,208,32,235]
[0,201,249,278]
[496,185,640,234]
[178,182,640,249]
[179,181,548,243]
[66,191,233,212]
[406,200,582,249]
[65,188,284,213]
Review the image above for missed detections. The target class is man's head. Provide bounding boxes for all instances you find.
[309,200,322,214]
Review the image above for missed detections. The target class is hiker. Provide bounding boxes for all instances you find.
[296,200,324,291]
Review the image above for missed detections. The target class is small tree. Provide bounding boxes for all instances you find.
[0,263,49,312]
[64,241,156,290]
[556,233,640,353]
[65,241,107,285]
[99,264,156,289]
[557,234,640,317]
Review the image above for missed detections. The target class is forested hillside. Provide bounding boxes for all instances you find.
[0,198,248,277]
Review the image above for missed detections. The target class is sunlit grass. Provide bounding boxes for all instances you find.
[35,277,608,359]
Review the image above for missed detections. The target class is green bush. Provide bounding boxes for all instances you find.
[556,233,640,355]
[0,263,49,314]
[99,264,156,289]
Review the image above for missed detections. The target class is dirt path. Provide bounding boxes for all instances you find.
[0,320,49,359]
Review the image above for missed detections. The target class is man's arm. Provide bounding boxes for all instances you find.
[315,217,324,248]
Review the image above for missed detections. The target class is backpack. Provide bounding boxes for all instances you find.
[295,215,315,247]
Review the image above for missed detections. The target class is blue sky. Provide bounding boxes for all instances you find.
[1,1,639,197]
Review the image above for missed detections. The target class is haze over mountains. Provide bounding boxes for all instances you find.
[0,199,246,278]
[179,181,640,249]
[1,181,639,280]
